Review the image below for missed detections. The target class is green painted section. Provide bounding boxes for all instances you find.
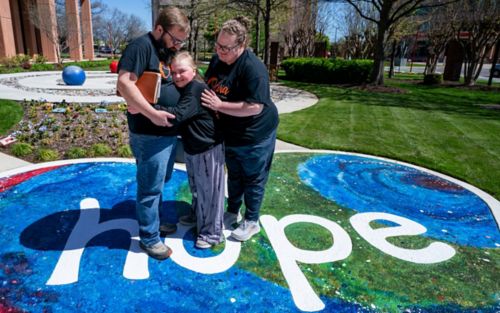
[178,153,499,312]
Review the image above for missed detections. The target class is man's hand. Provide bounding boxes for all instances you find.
[149,110,176,127]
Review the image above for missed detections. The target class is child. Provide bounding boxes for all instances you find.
[163,51,225,249]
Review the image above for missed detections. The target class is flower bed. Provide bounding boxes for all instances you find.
[2,100,131,162]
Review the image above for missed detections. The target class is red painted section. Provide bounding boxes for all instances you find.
[0,166,63,193]
[0,302,25,313]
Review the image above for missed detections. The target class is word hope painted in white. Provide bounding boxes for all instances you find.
[47,198,455,312]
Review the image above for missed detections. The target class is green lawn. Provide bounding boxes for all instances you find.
[277,74,500,199]
[0,99,23,135]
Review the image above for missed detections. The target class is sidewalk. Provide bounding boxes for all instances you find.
[0,151,31,172]
[0,84,317,174]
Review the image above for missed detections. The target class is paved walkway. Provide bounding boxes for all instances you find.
[0,82,316,173]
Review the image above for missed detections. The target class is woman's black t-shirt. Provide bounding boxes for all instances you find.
[118,32,179,136]
[162,80,222,155]
[204,49,279,147]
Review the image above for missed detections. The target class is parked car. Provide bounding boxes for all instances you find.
[99,46,121,54]
[493,64,500,78]
[99,46,113,54]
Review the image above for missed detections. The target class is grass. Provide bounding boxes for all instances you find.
[0,59,116,74]
[392,72,500,86]
[0,99,23,135]
[277,73,500,199]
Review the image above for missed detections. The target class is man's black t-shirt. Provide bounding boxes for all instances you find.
[118,33,179,136]
[204,49,279,147]
[162,80,222,155]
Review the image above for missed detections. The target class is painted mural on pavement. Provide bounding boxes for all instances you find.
[0,152,498,312]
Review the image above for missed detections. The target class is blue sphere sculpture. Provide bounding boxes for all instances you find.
[62,65,86,85]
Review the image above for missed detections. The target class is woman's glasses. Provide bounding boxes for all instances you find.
[215,42,240,53]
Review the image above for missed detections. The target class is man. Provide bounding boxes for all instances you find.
[116,7,190,260]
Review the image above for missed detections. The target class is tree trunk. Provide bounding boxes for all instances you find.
[193,23,199,62]
[371,25,387,85]
[464,59,476,86]
[389,39,396,78]
[488,39,500,86]
[370,1,392,85]
[254,9,260,57]
[263,0,271,66]
[188,16,194,53]
[425,54,439,75]
[474,51,486,81]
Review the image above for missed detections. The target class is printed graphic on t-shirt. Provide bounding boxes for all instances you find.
[206,77,230,99]
[159,61,171,79]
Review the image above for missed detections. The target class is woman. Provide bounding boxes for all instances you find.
[201,17,279,242]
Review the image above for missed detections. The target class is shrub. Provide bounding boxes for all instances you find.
[31,63,55,71]
[117,145,132,158]
[90,143,112,156]
[34,54,48,64]
[0,56,18,68]
[66,147,87,159]
[281,57,373,85]
[66,60,113,69]
[37,148,59,161]
[12,54,31,65]
[11,142,33,157]
[423,73,443,85]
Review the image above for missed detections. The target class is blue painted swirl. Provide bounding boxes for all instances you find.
[298,154,500,248]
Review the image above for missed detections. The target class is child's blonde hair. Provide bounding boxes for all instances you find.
[171,51,203,81]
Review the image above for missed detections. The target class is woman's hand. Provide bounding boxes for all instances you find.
[201,89,222,111]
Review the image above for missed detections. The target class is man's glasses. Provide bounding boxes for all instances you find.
[215,42,240,53]
[165,29,186,47]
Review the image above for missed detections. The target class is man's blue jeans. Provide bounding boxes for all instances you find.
[129,132,177,246]
[225,129,277,222]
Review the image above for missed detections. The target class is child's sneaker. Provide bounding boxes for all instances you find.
[195,239,212,249]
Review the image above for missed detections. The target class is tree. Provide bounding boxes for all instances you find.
[234,0,292,66]
[316,1,335,41]
[93,8,147,55]
[282,0,318,59]
[227,0,263,57]
[387,14,422,78]
[454,0,500,86]
[488,39,500,87]
[421,4,457,75]
[342,3,377,59]
[166,0,224,61]
[344,0,457,85]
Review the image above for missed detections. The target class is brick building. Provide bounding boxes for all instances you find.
[0,0,94,62]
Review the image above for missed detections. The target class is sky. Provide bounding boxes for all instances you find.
[103,0,153,29]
